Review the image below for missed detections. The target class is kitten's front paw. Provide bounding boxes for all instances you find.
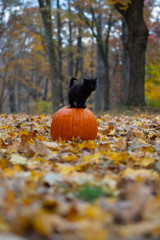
[83,104,87,108]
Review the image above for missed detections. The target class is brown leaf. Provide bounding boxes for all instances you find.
[117,137,126,150]
[28,140,54,159]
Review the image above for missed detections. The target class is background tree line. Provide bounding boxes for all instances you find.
[0,0,160,113]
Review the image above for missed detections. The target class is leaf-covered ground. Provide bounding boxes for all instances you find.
[0,110,160,240]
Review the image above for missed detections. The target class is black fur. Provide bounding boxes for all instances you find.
[68,77,97,108]
[70,77,77,88]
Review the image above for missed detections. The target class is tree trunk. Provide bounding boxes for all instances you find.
[75,27,83,78]
[0,64,8,113]
[102,13,112,111]
[43,78,49,101]
[90,38,94,79]
[8,79,16,113]
[122,17,129,104]
[94,45,104,112]
[68,0,74,77]
[17,79,21,112]
[90,11,111,111]
[103,58,110,111]
[38,0,63,111]
[126,11,148,106]
[56,0,63,96]
[115,0,149,106]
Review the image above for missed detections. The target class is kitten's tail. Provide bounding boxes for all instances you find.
[70,77,77,88]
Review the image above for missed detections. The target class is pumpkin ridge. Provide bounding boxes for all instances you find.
[87,109,97,139]
[63,107,71,140]
[69,108,73,140]
[86,109,92,140]
[51,106,98,141]
[58,107,68,140]
[79,109,83,139]
[52,107,65,140]
[80,109,84,139]
[73,108,79,139]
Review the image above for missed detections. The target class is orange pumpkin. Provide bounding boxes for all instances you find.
[51,106,98,141]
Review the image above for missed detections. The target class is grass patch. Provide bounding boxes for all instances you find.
[35,100,52,114]
[76,185,110,202]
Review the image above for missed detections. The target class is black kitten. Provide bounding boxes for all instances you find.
[68,77,97,108]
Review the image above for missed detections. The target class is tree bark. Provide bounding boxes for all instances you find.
[75,27,83,78]
[90,37,94,78]
[43,78,49,101]
[99,12,112,111]
[8,78,16,113]
[94,45,105,112]
[56,0,63,93]
[17,79,21,112]
[38,0,63,111]
[0,64,8,113]
[91,10,112,111]
[122,17,129,104]
[68,0,74,77]
[115,0,149,106]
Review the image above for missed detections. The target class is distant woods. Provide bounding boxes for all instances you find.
[0,0,159,113]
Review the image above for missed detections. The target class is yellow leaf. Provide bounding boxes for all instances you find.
[61,152,76,161]
[3,165,23,177]
[121,168,159,180]
[0,218,10,231]
[77,220,107,240]
[85,205,103,219]
[107,151,127,165]
[139,157,156,167]
[80,141,97,149]
[33,211,53,235]
[10,154,27,165]
[82,152,102,164]
[108,129,115,136]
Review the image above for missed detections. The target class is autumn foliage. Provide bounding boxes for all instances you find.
[0,111,160,239]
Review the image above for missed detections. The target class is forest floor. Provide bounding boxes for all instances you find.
[0,107,160,240]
